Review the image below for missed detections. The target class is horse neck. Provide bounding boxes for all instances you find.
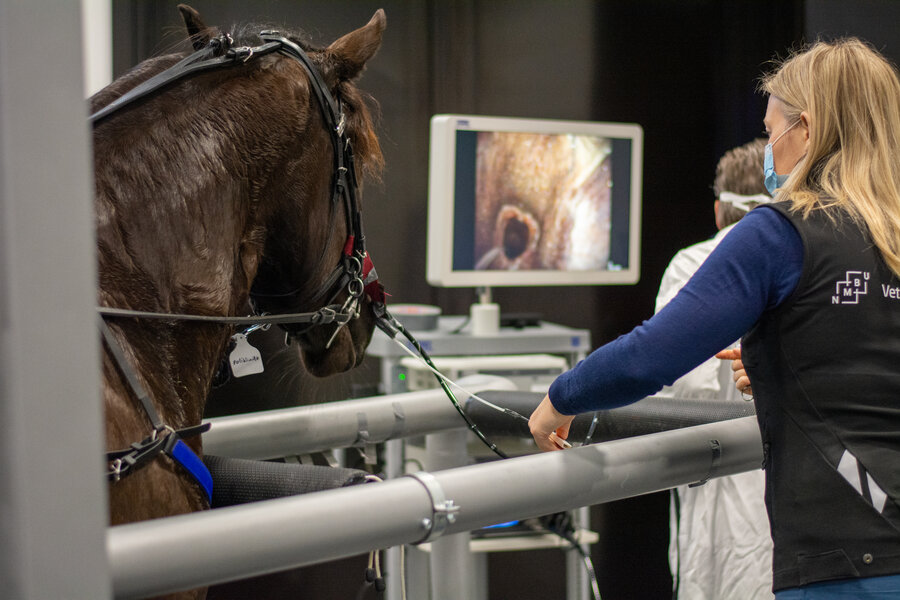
[95,66,306,429]
[96,177,253,431]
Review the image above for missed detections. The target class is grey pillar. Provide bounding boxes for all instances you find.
[0,1,108,599]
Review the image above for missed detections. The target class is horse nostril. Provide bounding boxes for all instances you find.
[503,217,530,260]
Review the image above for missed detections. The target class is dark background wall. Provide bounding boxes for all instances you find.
[109,1,900,598]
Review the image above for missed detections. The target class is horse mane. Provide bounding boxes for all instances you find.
[91,25,382,184]
[92,22,383,189]
[89,54,183,116]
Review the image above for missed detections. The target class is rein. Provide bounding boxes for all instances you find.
[94,31,383,493]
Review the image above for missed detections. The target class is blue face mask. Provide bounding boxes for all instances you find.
[763,144,789,197]
[763,120,800,196]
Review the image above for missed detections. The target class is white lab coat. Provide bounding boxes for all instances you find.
[656,224,774,600]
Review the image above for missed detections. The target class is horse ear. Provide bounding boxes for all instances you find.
[178,4,212,51]
[326,9,386,81]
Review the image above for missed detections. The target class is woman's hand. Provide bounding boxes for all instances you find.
[715,347,752,397]
[529,394,576,452]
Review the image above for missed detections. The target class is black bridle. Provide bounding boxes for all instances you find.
[94,31,384,486]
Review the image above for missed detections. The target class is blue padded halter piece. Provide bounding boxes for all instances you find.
[169,439,213,503]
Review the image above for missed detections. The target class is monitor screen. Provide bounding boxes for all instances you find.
[427,115,643,287]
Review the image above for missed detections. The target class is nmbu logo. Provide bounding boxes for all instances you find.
[833,270,870,304]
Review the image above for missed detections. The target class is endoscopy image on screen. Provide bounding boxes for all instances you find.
[451,130,632,272]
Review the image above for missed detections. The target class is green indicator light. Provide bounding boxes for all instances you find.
[398,373,406,381]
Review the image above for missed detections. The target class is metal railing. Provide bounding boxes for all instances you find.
[109,413,762,598]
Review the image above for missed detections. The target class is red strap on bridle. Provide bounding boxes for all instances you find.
[363,252,385,304]
[343,235,356,256]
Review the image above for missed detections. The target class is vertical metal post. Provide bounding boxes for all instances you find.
[383,353,406,600]
[384,437,406,600]
[569,348,591,600]
[0,2,108,598]
[80,0,112,96]
[567,506,591,600]
[426,428,474,600]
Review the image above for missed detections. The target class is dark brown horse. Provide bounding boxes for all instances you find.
[93,5,385,554]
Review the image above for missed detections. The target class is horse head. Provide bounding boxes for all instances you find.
[228,9,387,377]
[116,6,387,380]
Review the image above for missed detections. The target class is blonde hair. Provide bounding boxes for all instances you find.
[761,38,900,277]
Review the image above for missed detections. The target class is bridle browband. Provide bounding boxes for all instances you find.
[94,30,384,490]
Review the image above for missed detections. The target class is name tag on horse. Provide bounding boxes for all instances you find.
[229,334,264,377]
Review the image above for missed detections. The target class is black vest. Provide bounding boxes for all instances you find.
[742,203,900,590]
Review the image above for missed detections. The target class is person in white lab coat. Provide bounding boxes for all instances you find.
[656,139,774,600]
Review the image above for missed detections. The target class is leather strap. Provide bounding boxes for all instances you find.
[101,313,213,496]
[97,303,352,327]
[90,37,282,125]
[99,316,162,431]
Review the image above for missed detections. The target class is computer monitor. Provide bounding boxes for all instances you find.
[426,114,643,288]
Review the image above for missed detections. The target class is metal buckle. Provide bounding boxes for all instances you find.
[347,277,364,298]
[324,296,359,349]
[228,46,255,63]
[210,33,234,52]
[242,314,272,337]
[313,307,337,324]
[345,254,362,276]
[110,458,123,482]
[334,307,354,326]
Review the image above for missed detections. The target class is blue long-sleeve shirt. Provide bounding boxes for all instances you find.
[548,205,804,415]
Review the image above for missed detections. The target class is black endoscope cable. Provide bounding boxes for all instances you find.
[375,306,601,600]
[376,307,529,459]
[543,513,603,600]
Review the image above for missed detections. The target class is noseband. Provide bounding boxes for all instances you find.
[93,31,384,487]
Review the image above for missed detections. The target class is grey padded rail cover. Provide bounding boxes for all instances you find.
[467,390,756,441]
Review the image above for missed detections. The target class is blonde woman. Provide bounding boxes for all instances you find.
[658,139,774,600]
[530,38,900,599]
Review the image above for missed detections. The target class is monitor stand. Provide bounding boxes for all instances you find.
[470,286,500,336]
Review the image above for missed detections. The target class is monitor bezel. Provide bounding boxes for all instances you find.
[426,114,643,288]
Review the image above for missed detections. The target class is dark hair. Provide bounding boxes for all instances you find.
[713,138,768,228]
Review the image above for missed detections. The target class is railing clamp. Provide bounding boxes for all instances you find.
[405,471,460,544]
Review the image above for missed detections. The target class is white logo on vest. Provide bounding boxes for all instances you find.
[833,270,869,304]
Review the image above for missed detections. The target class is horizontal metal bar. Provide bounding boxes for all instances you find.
[201,374,517,459]
[109,416,763,598]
